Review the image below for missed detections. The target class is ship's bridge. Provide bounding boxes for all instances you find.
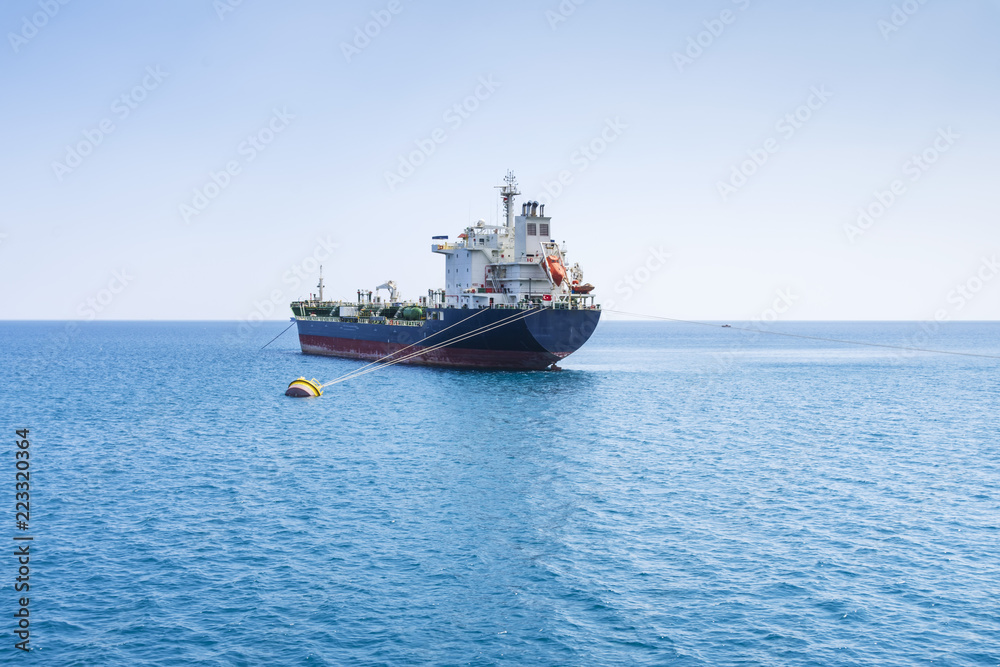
[430,178,596,310]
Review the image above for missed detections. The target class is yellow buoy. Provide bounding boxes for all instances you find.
[285,377,323,397]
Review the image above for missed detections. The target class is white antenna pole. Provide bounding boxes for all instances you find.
[494,170,519,230]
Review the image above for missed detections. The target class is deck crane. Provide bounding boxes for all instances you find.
[375,280,400,303]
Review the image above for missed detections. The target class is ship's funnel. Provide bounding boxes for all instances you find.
[531,201,539,216]
[540,204,545,217]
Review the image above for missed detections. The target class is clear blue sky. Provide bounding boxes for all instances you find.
[2,0,998,321]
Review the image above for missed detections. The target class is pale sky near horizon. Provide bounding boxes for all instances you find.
[2,0,998,322]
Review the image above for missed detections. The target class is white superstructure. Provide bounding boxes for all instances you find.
[430,172,594,308]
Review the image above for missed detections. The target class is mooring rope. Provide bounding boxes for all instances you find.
[603,309,1000,361]
[259,321,296,350]
[315,307,489,386]
[321,306,544,388]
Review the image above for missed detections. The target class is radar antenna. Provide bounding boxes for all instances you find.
[495,170,520,228]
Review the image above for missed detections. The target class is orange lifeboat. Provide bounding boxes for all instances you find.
[545,255,567,286]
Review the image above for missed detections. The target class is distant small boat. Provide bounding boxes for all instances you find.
[722,324,731,328]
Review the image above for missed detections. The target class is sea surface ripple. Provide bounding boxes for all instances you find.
[1,321,998,665]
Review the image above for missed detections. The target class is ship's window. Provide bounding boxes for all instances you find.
[539,223,549,236]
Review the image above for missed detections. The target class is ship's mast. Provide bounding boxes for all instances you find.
[317,265,325,302]
[496,171,520,230]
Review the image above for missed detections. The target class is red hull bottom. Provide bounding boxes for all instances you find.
[299,335,567,370]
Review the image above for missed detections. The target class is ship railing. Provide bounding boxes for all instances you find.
[486,301,601,311]
[295,300,600,314]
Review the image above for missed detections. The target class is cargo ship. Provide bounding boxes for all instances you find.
[289,173,600,370]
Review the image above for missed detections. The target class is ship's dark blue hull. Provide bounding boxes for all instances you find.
[295,306,601,369]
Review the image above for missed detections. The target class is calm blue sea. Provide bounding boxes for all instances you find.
[1,320,999,666]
